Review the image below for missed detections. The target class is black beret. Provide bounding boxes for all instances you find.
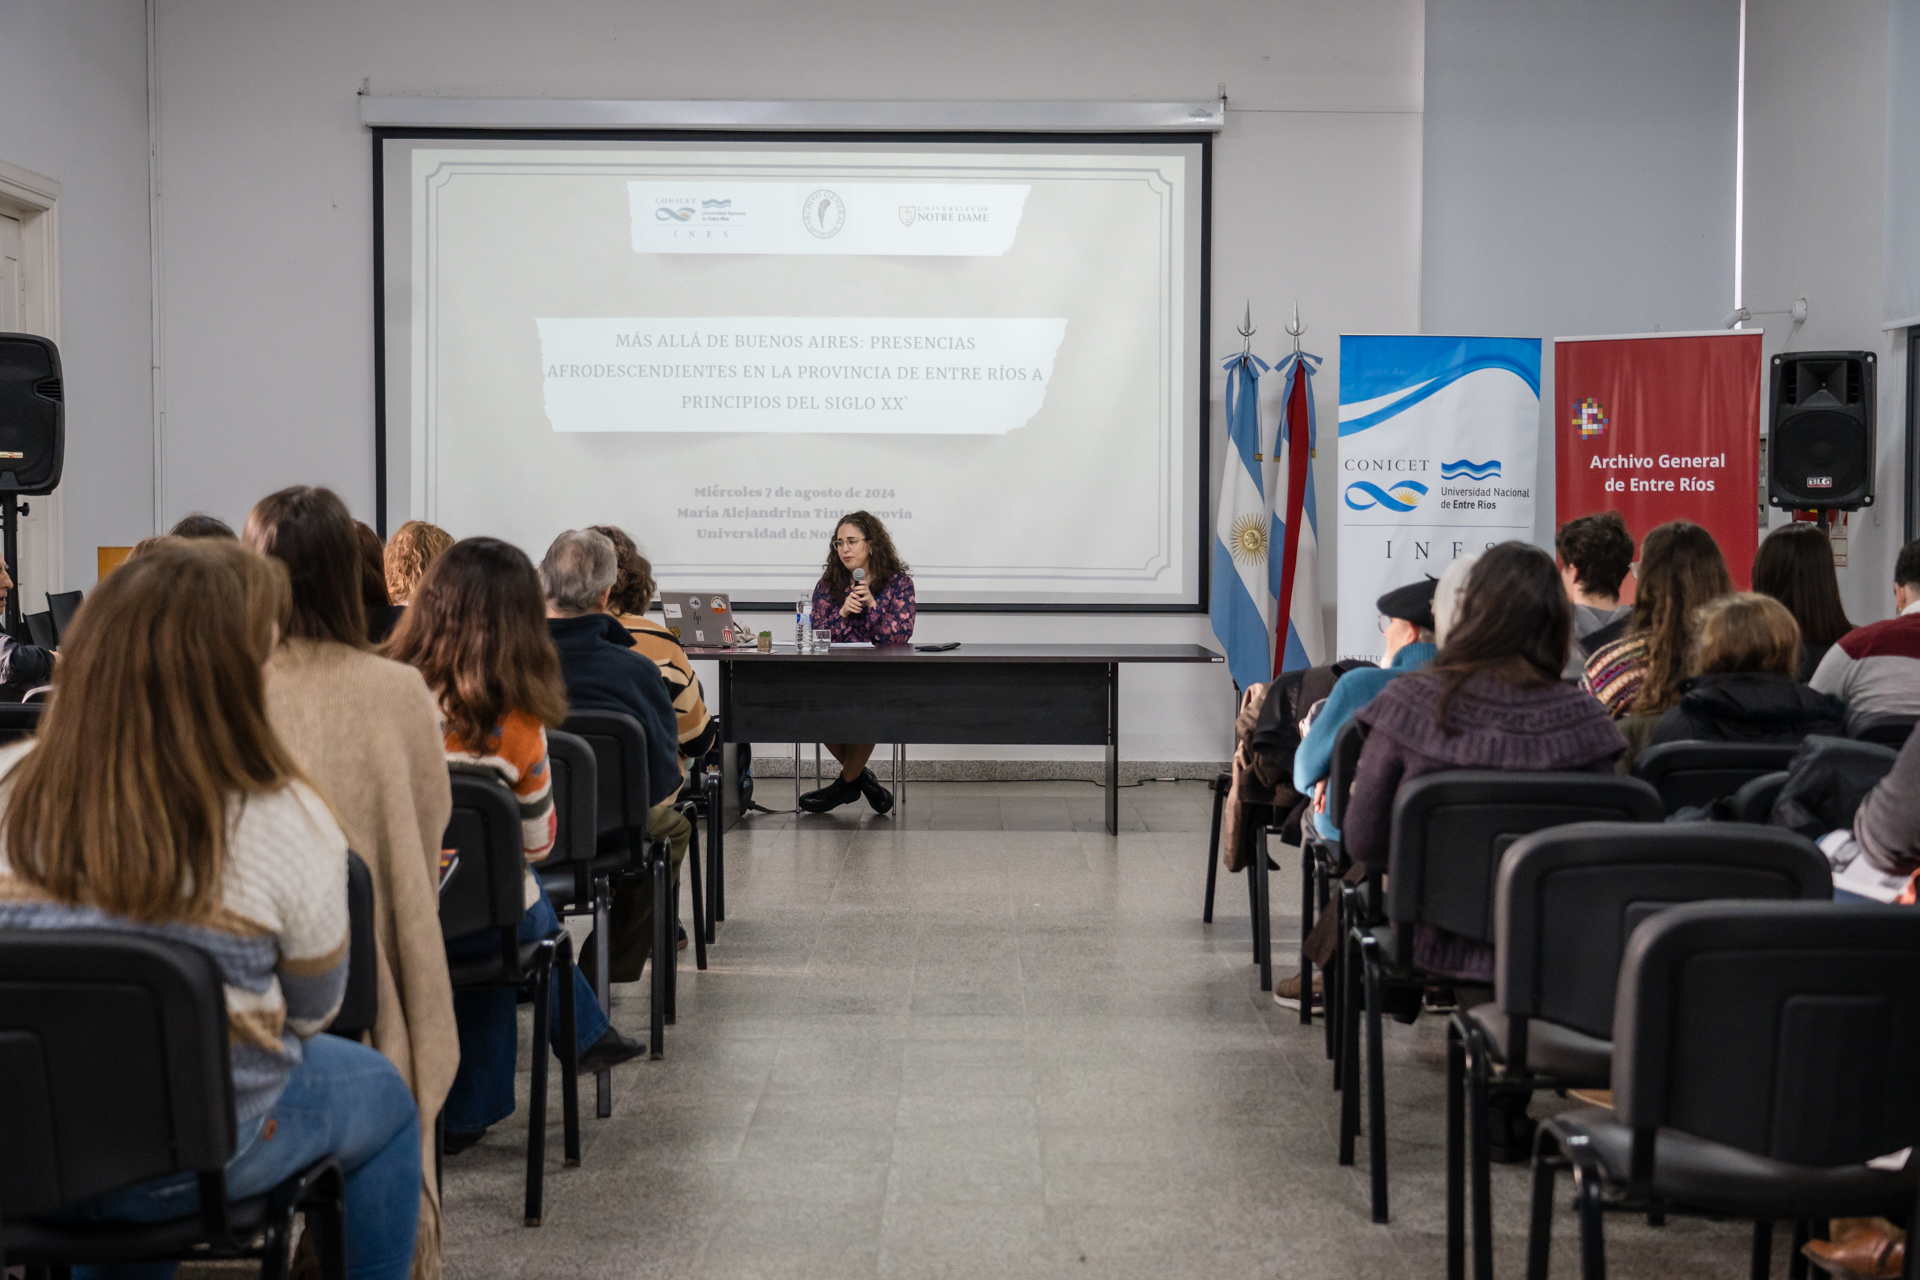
[1376,577,1437,632]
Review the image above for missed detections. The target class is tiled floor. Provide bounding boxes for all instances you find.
[439,780,1760,1279]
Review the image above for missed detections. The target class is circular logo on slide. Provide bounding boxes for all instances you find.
[802,189,846,238]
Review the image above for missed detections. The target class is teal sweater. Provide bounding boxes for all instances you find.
[1292,641,1438,839]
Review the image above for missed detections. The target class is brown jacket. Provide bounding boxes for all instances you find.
[266,639,456,1280]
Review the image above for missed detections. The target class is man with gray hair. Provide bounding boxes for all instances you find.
[542,529,691,982]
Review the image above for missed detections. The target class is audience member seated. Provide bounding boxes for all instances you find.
[591,524,720,769]
[1347,541,1628,983]
[1810,536,1920,729]
[0,540,421,1280]
[383,518,453,606]
[0,558,53,702]
[167,511,236,539]
[1582,521,1733,756]
[355,520,405,643]
[538,529,689,980]
[244,486,457,1267]
[1752,520,1855,680]
[386,537,644,1154]
[1647,593,1845,748]
[1270,576,1439,1010]
[1555,510,1635,676]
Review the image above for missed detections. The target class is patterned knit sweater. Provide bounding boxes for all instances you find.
[618,613,719,767]
[0,740,350,1123]
[1582,633,1652,719]
[443,709,556,907]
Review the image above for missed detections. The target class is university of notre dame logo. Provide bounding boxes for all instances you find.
[802,190,846,238]
[898,206,917,227]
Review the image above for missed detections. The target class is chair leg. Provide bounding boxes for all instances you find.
[685,808,708,971]
[1468,1034,1496,1280]
[1325,882,1344,1070]
[1253,827,1272,992]
[708,768,725,926]
[1752,1221,1773,1280]
[1363,938,1389,1223]
[1203,774,1226,924]
[593,872,613,1120]
[525,948,554,1227]
[665,867,679,1026]
[1339,928,1362,1166]
[650,846,669,1059]
[1526,1130,1562,1280]
[1571,1144,1608,1280]
[1298,843,1316,1024]
[1446,1021,1466,1280]
[555,934,581,1166]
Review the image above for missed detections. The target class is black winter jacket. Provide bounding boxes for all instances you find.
[1646,672,1846,747]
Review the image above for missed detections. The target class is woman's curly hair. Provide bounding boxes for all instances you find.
[819,510,909,600]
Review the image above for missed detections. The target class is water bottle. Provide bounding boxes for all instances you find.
[796,597,811,652]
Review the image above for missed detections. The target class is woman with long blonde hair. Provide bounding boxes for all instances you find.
[0,539,421,1279]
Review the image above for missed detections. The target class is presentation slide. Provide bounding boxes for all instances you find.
[378,135,1206,608]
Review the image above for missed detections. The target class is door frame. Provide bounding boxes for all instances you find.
[0,157,65,596]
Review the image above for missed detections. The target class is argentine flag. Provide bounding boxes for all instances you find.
[1270,351,1325,673]
[1211,350,1274,689]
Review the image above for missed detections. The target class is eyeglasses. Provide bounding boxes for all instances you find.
[1376,615,1391,633]
[833,536,866,550]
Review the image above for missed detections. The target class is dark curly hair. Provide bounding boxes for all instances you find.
[820,510,909,600]
[588,525,655,616]
[1555,510,1635,599]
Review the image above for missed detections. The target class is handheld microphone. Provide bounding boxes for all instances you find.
[853,568,866,585]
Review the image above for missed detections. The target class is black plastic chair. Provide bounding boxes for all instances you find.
[1200,769,1231,924]
[0,700,42,743]
[0,931,347,1278]
[1300,718,1368,1048]
[1849,711,1920,749]
[561,709,674,1071]
[324,851,377,1041]
[45,590,81,644]
[1631,741,1801,814]
[531,729,611,1117]
[1445,822,1831,1280]
[1528,901,1920,1280]
[1339,771,1665,1224]
[440,771,580,1227]
[23,611,53,650]
[1725,770,1789,824]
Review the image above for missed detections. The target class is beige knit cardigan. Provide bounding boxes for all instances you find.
[266,639,456,1280]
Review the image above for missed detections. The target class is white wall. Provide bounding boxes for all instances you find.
[146,0,1427,762]
[1742,0,1902,625]
[0,0,155,589]
[1421,0,1742,544]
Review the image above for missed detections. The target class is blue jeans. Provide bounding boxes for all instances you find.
[68,1034,420,1280]
[443,882,608,1133]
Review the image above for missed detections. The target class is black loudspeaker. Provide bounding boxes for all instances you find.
[0,334,64,496]
[1768,349,1874,511]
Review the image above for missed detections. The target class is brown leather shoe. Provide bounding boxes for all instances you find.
[1803,1224,1906,1280]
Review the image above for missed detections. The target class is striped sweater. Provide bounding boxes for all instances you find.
[0,740,350,1123]
[1810,605,1920,729]
[1581,633,1652,719]
[443,709,556,906]
[619,613,718,768]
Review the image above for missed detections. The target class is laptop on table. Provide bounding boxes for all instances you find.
[658,590,737,648]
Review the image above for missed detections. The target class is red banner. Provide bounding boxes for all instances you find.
[1555,332,1763,587]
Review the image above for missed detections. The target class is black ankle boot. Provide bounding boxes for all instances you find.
[856,767,895,815]
[798,774,863,813]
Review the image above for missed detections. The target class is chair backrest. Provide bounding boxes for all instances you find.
[1495,822,1830,1040]
[561,709,652,837]
[1726,770,1789,824]
[23,611,53,650]
[0,700,42,744]
[1632,740,1802,813]
[45,590,81,645]
[1324,718,1369,832]
[1848,712,1919,749]
[0,931,235,1219]
[545,728,599,863]
[1385,771,1664,946]
[439,770,528,942]
[325,851,377,1040]
[1613,901,1920,1172]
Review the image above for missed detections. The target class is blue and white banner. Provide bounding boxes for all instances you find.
[1335,337,1541,661]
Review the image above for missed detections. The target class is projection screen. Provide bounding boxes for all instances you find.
[375,132,1210,609]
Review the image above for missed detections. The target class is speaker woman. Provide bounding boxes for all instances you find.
[797,510,916,815]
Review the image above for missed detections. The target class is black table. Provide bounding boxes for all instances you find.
[690,642,1223,836]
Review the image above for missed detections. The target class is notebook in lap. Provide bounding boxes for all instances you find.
[658,590,736,647]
